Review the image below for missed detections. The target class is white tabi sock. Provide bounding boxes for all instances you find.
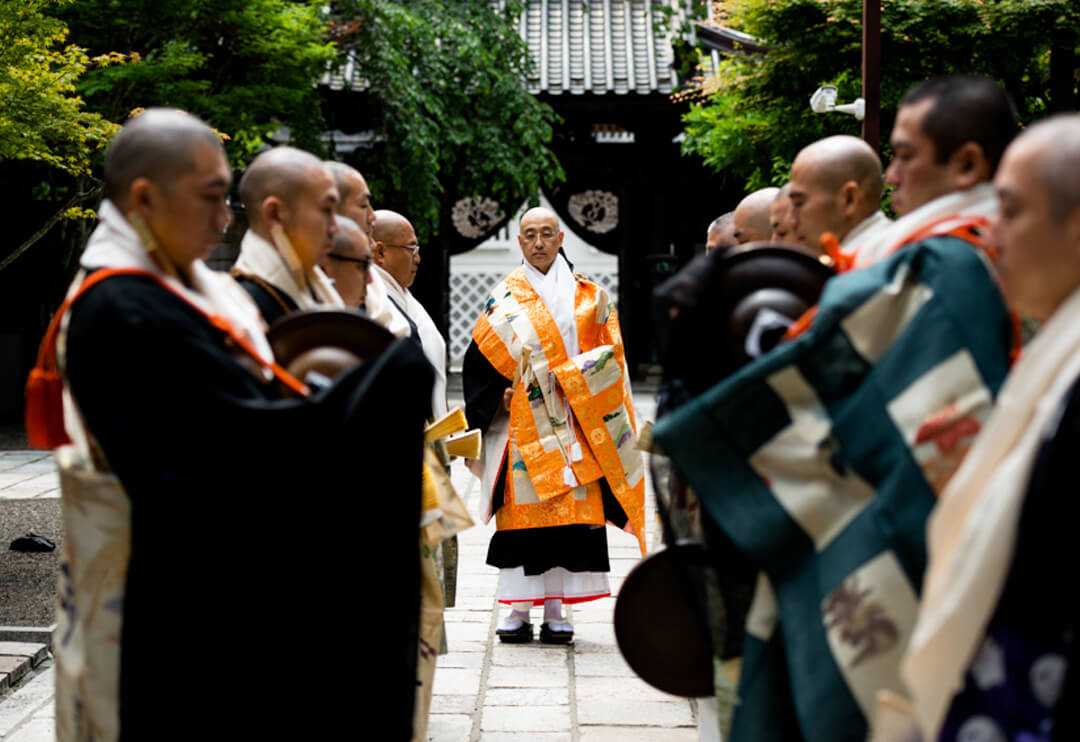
[498,604,532,632]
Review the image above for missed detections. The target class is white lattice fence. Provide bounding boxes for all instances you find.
[449,269,619,370]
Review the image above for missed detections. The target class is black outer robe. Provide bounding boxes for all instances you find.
[232,274,298,327]
[64,274,432,741]
[462,340,627,576]
[939,375,1080,740]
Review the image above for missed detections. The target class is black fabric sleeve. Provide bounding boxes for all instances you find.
[463,339,510,435]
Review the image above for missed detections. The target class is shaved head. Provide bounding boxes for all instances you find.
[706,212,735,255]
[322,215,373,308]
[518,206,563,274]
[733,188,779,244]
[793,135,883,205]
[993,114,1080,322]
[1020,116,1080,224]
[238,146,329,229]
[329,215,368,257]
[789,135,884,249]
[372,209,420,289]
[770,185,795,244]
[372,209,412,244]
[324,162,361,202]
[104,108,224,209]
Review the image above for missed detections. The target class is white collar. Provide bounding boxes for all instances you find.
[854,183,997,268]
[79,200,273,362]
[372,263,408,307]
[840,210,892,253]
[364,266,411,338]
[233,230,343,309]
[522,254,580,357]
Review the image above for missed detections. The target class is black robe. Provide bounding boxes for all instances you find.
[65,273,432,741]
[232,272,299,327]
[462,340,626,576]
[939,375,1080,740]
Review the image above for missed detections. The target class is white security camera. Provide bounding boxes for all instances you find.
[810,86,838,114]
[809,86,866,121]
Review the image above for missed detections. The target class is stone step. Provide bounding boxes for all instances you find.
[0,644,50,695]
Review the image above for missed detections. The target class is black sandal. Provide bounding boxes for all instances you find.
[496,620,533,643]
[539,622,573,645]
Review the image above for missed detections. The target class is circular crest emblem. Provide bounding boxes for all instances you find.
[568,190,618,234]
[451,196,504,239]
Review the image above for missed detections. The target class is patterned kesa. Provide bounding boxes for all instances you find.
[54,444,131,742]
[472,267,646,554]
[654,237,1014,741]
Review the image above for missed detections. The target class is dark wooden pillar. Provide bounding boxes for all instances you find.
[862,0,881,151]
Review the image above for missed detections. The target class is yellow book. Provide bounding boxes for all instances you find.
[444,429,481,459]
[424,407,467,443]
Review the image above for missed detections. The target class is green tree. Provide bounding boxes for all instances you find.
[327,0,564,240]
[681,0,1080,192]
[59,0,337,166]
[0,0,118,177]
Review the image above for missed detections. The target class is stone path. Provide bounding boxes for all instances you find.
[0,453,59,500]
[0,392,707,740]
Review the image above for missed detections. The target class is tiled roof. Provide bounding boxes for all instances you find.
[322,0,678,96]
[521,0,677,96]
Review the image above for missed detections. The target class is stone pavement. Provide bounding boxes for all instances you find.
[0,392,708,740]
[0,453,59,500]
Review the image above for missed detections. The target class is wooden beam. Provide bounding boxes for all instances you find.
[861,0,881,151]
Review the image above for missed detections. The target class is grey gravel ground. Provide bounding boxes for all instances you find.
[0,499,61,627]
[0,422,28,451]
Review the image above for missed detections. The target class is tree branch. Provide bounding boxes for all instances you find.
[0,185,102,275]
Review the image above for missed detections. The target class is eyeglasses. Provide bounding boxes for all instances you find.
[327,254,372,270]
[383,242,420,256]
[521,229,559,242]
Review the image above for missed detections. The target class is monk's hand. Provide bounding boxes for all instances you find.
[503,387,514,411]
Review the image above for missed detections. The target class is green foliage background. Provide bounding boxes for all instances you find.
[0,0,118,178]
[682,0,1080,192]
[327,0,563,240]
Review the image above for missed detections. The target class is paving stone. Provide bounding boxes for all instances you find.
[429,694,477,714]
[481,704,570,732]
[446,639,488,653]
[436,651,485,669]
[0,644,47,666]
[577,700,694,727]
[432,667,481,696]
[573,653,638,677]
[487,665,568,688]
[426,714,472,740]
[479,733,571,742]
[0,657,29,686]
[5,716,55,742]
[445,621,492,643]
[6,462,57,475]
[0,473,35,488]
[569,623,618,653]
[0,667,54,738]
[570,603,616,624]
[443,609,492,623]
[484,687,568,706]
[579,726,699,741]
[491,644,568,667]
[576,676,681,703]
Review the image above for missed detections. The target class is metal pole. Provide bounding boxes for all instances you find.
[862,0,881,151]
